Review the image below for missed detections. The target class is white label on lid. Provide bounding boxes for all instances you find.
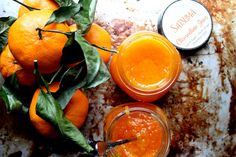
[161,0,212,49]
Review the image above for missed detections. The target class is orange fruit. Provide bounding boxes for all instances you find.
[84,23,112,64]
[0,45,36,86]
[8,10,70,74]
[29,82,89,137]
[0,45,21,78]
[16,70,36,86]
[18,0,59,17]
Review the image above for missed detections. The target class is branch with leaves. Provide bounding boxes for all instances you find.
[0,0,112,153]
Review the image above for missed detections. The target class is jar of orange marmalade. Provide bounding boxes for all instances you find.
[104,102,170,157]
[110,31,182,102]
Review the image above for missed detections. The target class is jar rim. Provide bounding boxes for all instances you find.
[105,106,170,157]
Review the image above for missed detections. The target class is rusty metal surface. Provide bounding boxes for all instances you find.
[0,0,236,157]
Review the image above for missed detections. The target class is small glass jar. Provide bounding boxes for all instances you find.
[110,31,182,102]
[104,102,170,157]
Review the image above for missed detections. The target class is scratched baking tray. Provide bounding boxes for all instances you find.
[0,0,236,156]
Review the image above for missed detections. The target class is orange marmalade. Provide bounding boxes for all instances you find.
[110,31,182,102]
[104,102,170,157]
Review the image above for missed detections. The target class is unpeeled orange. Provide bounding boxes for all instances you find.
[84,23,112,64]
[29,82,89,137]
[0,45,36,86]
[8,10,70,74]
[18,0,59,17]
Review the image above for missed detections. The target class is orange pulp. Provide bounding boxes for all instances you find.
[104,102,170,157]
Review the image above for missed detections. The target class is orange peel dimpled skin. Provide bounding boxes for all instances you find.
[8,9,69,74]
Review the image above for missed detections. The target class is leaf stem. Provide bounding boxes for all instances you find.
[91,44,117,53]
[36,27,72,38]
[13,0,40,11]
[34,60,50,93]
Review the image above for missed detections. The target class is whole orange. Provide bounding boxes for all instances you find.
[84,23,112,64]
[18,0,59,17]
[0,45,21,78]
[29,82,89,137]
[8,10,70,74]
[0,45,36,86]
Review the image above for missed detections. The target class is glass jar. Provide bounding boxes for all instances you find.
[110,31,182,102]
[104,102,170,157]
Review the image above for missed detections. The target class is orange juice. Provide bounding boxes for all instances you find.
[110,31,182,102]
[104,102,170,157]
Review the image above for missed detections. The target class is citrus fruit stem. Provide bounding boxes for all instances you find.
[91,44,117,53]
[36,27,72,40]
[35,28,43,40]
[13,0,40,11]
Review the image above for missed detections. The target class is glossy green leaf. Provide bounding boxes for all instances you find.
[55,63,86,109]
[0,85,22,113]
[54,0,75,7]
[0,16,16,26]
[56,33,110,108]
[0,73,26,113]
[34,60,92,152]
[61,34,84,64]
[56,79,86,109]
[55,34,86,109]
[74,0,97,34]
[0,16,16,52]
[84,59,110,89]
[46,5,81,25]
[59,63,84,86]
[36,90,93,152]
[74,32,100,85]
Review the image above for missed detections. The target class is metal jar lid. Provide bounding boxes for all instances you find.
[158,0,213,51]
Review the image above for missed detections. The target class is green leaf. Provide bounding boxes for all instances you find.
[56,79,86,109]
[0,85,22,113]
[61,34,84,64]
[54,34,87,109]
[46,5,81,26]
[34,60,92,151]
[59,63,84,86]
[36,90,93,152]
[0,16,16,52]
[0,26,9,53]
[53,63,86,109]
[84,59,110,89]
[0,16,16,26]
[74,32,100,85]
[55,33,110,109]
[0,22,9,35]
[54,0,76,7]
[74,0,97,34]
[0,73,27,113]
